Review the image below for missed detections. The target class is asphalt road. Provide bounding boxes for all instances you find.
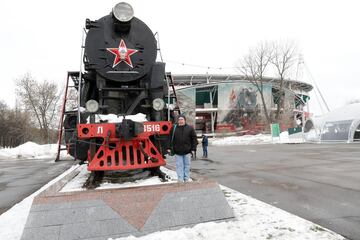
[0,157,76,214]
[168,143,360,240]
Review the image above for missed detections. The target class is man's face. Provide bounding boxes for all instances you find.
[178,117,186,126]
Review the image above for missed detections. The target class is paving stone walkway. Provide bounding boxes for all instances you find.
[21,169,234,240]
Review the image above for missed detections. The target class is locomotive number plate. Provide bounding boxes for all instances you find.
[144,123,161,132]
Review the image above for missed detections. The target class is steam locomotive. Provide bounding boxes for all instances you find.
[63,2,173,178]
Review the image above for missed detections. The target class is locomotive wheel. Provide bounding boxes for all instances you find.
[84,171,104,189]
[149,167,169,182]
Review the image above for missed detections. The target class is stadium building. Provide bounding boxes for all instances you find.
[169,74,313,136]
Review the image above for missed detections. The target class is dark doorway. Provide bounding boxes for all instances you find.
[354,124,360,141]
[304,120,314,133]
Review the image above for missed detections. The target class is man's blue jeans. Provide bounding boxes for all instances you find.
[175,153,191,182]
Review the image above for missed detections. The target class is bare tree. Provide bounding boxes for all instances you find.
[0,100,33,147]
[65,88,79,111]
[15,73,61,143]
[271,42,298,122]
[0,100,8,147]
[237,42,272,125]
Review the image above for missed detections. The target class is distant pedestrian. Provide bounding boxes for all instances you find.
[168,114,197,182]
[201,134,208,158]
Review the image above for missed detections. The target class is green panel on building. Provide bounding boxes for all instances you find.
[271,123,280,137]
[288,127,302,135]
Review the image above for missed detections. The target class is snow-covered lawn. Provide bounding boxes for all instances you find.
[211,132,305,146]
[0,142,70,160]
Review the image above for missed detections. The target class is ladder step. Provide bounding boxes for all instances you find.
[100,87,145,91]
[64,111,78,114]
[64,128,76,132]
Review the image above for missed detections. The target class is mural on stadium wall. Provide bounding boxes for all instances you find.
[217,82,272,132]
[176,87,196,127]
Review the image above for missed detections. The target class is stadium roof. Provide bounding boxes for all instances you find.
[170,73,313,92]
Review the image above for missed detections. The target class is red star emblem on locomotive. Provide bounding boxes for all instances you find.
[106,39,138,68]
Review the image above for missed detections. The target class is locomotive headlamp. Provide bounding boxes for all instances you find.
[86,100,99,113]
[112,2,134,22]
[152,98,165,111]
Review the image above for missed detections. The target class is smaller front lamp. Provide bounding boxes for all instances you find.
[152,98,165,111]
[86,100,99,113]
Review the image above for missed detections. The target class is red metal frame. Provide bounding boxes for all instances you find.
[77,121,172,171]
[55,73,71,161]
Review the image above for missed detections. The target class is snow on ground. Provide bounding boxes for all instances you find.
[113,185,345,240]
[0,142,71,160]
[94,113,147,123]
[97,166,184,190]
[211,134,273,145]
[60,165,180,192]
[0,164,345,240]
[211,131,305,146]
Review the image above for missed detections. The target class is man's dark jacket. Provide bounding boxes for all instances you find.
[170,124,197,155]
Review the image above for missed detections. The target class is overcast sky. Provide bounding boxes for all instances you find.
[0,0,359,115]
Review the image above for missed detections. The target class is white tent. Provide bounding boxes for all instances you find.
[304,103,360,142]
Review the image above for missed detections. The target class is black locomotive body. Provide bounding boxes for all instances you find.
[64,2,172,172]
[83,7,165,118]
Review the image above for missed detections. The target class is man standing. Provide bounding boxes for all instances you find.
[201,134,208,158]
[169,114,197,182]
